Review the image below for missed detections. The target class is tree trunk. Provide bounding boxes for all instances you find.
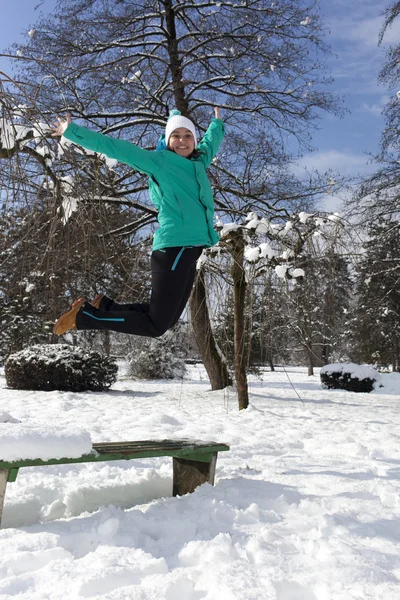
[231,231,249,410]
[164,0,190,116]
[190,269,232,390]
[103,330,111,357]
[322,343,329,365]
[393,338,400,372]
[306,347,314,376]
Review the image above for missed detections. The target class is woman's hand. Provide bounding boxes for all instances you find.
[214,107,221,119]
[50,113,72,137]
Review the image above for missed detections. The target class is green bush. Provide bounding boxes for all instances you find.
[320,363,380,393]
[128,338,187,380]
[5,344,118,392]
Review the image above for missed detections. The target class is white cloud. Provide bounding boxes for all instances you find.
[320,2,399,94]
[320,192,346,213]
[358,95,390,117]
[328,15,400,50]
[294,149,375,178]
[292,146,380,212]
[359,103,382,117]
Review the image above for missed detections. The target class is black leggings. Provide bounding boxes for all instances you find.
[76,246,203,337]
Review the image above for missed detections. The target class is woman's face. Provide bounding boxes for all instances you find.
[168,127,195,157]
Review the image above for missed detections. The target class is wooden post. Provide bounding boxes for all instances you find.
[0,469,9,527]
[172,453,217,496]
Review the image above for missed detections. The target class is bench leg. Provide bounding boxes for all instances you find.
[173,453,217,496]
[0,469,8,528]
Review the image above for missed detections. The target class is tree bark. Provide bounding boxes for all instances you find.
[306,347,314,376]
[231,231,249,410]
[164,0,190,115]
[103,330,111,357]
[190,269,232,390]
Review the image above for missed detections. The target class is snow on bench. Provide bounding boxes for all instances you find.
[0,413,229,527]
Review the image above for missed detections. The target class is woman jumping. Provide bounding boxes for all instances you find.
[51,107,224,337]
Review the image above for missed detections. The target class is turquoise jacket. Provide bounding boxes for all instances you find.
[63,119,225,251]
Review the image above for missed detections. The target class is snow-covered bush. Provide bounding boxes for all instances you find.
[5,344,118,392]
[320,363,380,393]
[128,338,187,380]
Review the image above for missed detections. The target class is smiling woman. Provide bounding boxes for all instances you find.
[51,107,225,340]
[168,129,195,157]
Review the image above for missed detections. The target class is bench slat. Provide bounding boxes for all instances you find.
[0,440,229,470]
[0,440,229,527]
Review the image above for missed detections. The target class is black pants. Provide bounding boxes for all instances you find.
[76,246,203,337]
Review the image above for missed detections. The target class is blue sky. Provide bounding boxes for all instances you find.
[299,0,399,180]
[0,0,398,205]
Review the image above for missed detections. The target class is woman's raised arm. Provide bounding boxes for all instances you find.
[50,113,72,136]
[49,113,161,176]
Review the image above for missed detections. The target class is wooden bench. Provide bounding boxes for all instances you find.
[0,439,229,526]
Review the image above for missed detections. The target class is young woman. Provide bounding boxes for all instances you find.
[51,108,224,337]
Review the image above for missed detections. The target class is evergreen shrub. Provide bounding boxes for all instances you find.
[128,338,187,380]
[5,344,118,392]
[320,362,380,393]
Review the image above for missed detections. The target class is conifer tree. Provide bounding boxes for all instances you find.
[283,251,351,374]
[350,220,400,370]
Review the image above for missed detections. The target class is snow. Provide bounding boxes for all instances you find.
[0,412,20,424]
[220,222,241,236]
[275,264,288,278]
[244,246,260,262]
[61,196,78,224]
[31,121,52,138]
[320,362,380,382]
[244,212,259,223]
[245,218,260,230]
[60,175,74,191]
[298,211,314,224]
[101,154,118,169]
[280,248,295,260]
[0,423,92,462]
[289,268,305,278]
[255,219,271,234]
[0,363,399,599]
[279,221,294,236]
[0,118,15,150]
[14,124,32,140]
[259,242,276,259]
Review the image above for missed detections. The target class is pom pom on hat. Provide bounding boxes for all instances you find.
[165,109,197,147]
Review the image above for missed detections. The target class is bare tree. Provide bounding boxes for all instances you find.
[1,0,342,389]
[199,211,344,408]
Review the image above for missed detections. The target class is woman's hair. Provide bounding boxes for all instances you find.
[167,147,202,159]
[188,148,202,159]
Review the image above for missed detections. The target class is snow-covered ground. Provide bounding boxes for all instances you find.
[0,364,399,600]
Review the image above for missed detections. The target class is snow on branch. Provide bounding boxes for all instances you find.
[206,210,344,279]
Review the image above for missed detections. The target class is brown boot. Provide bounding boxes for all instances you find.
[72,294,103,309]
[91,294,104,309]
[53,299,86,335]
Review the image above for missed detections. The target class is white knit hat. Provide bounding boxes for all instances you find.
[165,110,197,147]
